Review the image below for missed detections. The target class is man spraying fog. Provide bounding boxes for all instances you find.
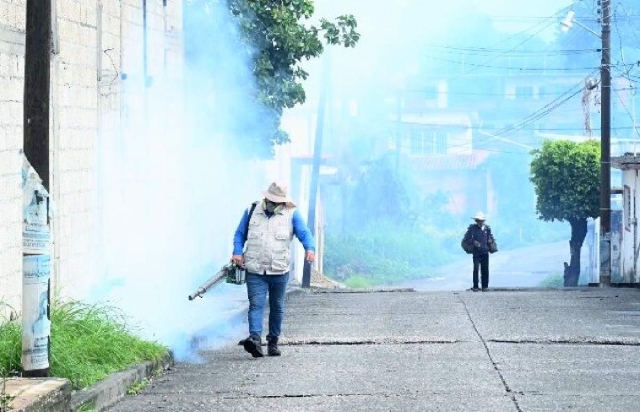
[232,182,315,357]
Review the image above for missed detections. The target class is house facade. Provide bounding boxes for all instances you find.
[611,153,640,284]
[387,71,600,221]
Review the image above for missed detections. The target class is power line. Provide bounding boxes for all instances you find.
[477,74,598,140]
[613,87,640,138]
[423,55,636,72]
[399,123,640,132]
[425,45,599,56]
[399,86,633,96]
[440,5,575,80]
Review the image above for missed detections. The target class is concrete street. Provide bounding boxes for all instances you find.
[108,287,640,412]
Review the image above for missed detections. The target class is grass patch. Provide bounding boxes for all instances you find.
[324,221,457,286]
[1,309,21,412]
[0,321,20,378]
[0,301,168,391]
[344,276,373,289]
[539,274,564,288]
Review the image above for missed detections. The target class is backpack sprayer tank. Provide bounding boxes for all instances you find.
[188,262,246,301]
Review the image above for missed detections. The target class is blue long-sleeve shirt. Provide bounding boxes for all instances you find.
[233,208,315,255]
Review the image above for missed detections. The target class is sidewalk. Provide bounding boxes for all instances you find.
[107,287,640,412]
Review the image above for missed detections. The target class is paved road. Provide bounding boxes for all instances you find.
[108,287,640,412]
[398,241,571,291]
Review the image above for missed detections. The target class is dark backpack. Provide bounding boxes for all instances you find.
[461,224,474,254]
[461,224,497,254]
[242,201,258,243]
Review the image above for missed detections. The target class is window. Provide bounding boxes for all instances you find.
[424,86,438,100]
[515,86,534,99]
[410,127,449,155]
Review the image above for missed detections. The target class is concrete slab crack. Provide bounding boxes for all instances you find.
[489,338,640,346]
[281,338,459,346]
[457,295,523,412]
[246,393,378,399]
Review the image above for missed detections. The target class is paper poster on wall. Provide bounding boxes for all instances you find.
[21,255,51,371]
[23,223,50,255]
[22,154,51,255]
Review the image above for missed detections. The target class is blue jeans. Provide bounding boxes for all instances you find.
[246,272,289,339]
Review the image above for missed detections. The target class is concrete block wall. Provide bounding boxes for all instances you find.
[0,0,25,314]
[0,0,185,309]
[54,0,184,298]
[51,0,100,298]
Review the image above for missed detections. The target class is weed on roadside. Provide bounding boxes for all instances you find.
[50,301,168,390]
[0,300,168,391]
[0,302,20,412]
[126,378,150,395]
[76,401,96,412]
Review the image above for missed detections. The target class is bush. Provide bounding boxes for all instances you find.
[0,301,168,390]
[324,220,457,285]
[344,276,373,289]
[539,274,564,288]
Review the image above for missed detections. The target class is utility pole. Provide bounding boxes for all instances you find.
[395,88,402,170]
[22,0,52,377]
[599,0,612,286]
[302,58,329,288]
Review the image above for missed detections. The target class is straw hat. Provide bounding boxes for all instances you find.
[472,211,487,221]
[263,182,296,207]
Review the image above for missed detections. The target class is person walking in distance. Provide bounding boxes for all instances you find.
[232,182,315,358]
[462,212,497,291]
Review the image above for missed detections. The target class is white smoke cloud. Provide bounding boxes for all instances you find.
[92,0,277,360]
[88,0,583,357]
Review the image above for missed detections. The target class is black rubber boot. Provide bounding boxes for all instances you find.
[267,337,281,357]
[242,334,264,358]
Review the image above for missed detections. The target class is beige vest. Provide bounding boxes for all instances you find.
[244,202,294,275]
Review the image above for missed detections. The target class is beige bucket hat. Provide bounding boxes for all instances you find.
[263,182,296,207]
[472,211,487,221]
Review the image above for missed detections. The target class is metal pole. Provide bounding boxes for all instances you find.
[23,0,52,377]
[599,0,612,286]
[395,89,402,170]
[302,58,329,288]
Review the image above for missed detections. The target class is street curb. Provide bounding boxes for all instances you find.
[286,285,416,296]
[69,352,174,412]
[6,378,71,412]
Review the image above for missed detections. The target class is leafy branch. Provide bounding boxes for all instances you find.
[227,0,360,153]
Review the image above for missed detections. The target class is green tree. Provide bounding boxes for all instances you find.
[184,0,359,157]
[347,154,413,229]
[229,0,359,156]
[529,140,600,286]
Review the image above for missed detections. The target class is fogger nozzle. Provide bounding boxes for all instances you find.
[187,262,246,301]
[188,288,206,301]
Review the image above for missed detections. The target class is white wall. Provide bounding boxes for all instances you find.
[621,169,640,283]
[0,0,184,313]
[0,0,26,314]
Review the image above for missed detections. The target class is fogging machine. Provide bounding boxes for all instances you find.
[188,261,246,301]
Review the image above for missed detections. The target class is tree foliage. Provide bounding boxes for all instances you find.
[529,139,600,286]
[228,0,360,154]
[347,154,413,228]
[530,139,600,222]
